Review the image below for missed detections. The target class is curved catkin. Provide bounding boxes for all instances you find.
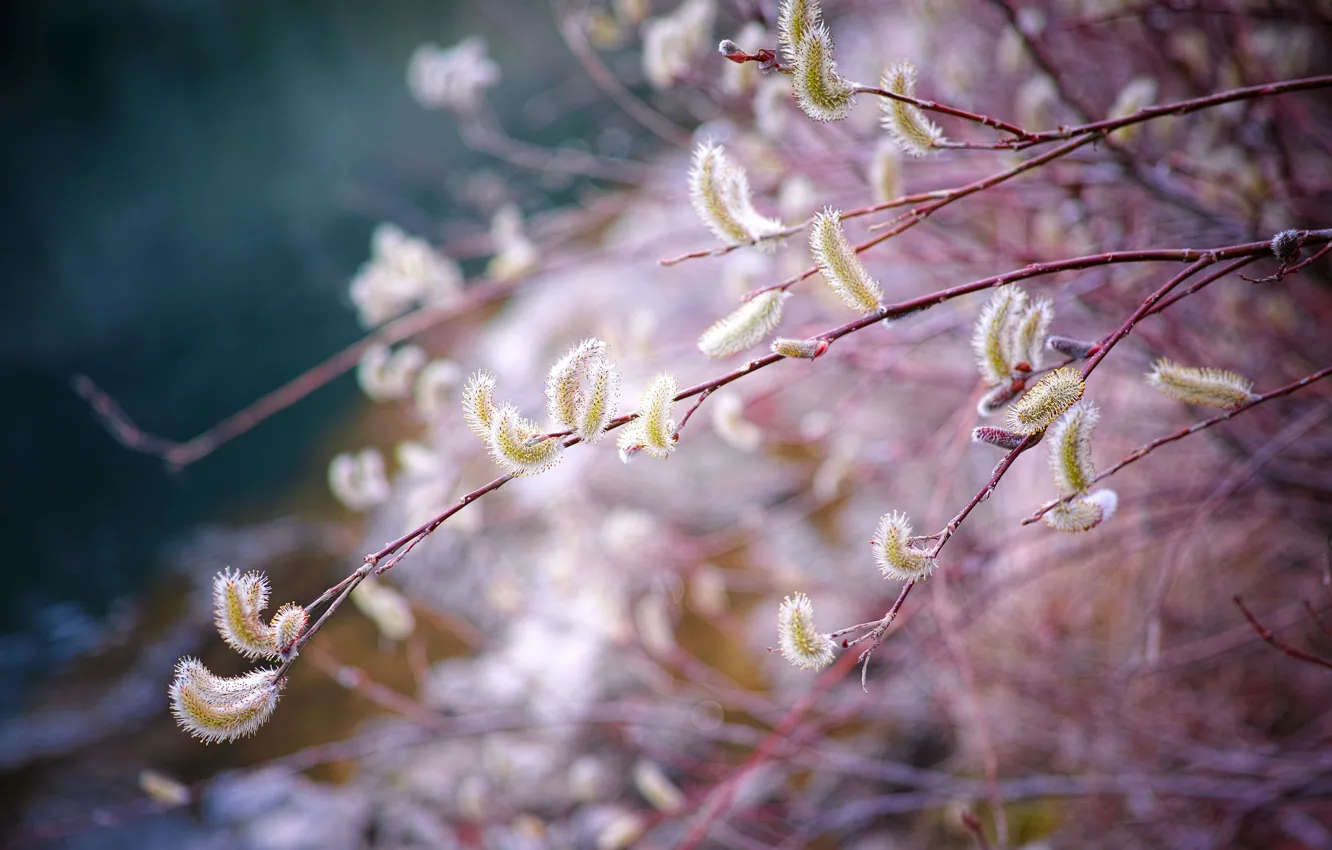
[777,592,836,670]
[1044,489,1118,532]
[792,27,856,122]
[268,603,309,657]
[1006,367,1085,434]
[810,209,883,313]
[879,61,944,157]
[213,569,276,660]
[1010,297,1053,372]
[618,372,680,461]
[777,0,823,65]
[487,404,564,475]
[972,426,1025,450]
[972,285,1027,386]
[169,659,282,743]
[688,142,783,248]
[1047,400,1099,495]
[545,338,604,428]
[462,370,500,438]
[1271,229,1300,264]
[577,358,620,444]
[871,511,936,581]
[1145,359,1256,410]
[698,292,790,357]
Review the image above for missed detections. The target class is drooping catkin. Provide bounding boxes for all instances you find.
[871,511,936,581]
[213,569,275,660]
[486,404,564,475]
[698,292,790,357]
[810,208,883,314]
[777,592,836,670]
[462,370,500,438]
[1044,489,1118,532]
[792,27,856,122]
[617,372,680,461]
[169,659,282,743]
[1047,400,1099,495]
[878,61,944,157]
[688,142,783,248]
[1145,359,1256,410]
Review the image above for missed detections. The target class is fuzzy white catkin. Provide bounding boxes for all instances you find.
[810,208,883,313]
[698,291,790,357]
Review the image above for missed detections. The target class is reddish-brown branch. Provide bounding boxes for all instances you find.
[1233,596,1332,672]
[1023,364,1332,524]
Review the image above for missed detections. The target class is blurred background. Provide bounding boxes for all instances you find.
[3,0,1332,848]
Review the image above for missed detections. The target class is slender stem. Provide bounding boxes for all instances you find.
[1233,596,1332,672]
[1023,365,1332,524]
[850,84,1034,140]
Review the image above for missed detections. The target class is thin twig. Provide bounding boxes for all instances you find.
[1233,596,1332,672]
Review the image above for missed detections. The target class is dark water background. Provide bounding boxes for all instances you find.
[0,0,602,714]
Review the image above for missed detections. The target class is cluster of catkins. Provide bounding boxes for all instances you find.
[169,570,307,742]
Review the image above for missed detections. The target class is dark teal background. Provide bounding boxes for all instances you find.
[0,0,549,711]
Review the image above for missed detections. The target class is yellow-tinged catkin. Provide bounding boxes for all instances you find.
[1006,367,1085,434]
[777,592,835,670]
[810,208,883,313]
[777,0,822,65]
[871,511,936,582]
[698,292,790,357]
[792,27,855,122]
[1145,359,1256,410]
[618,372,680,461]
[688,142,783,248]
[545,338,620,443]
[1044,489,1118,533]
[213,569,275,660]
[169,658,282,743]
[462,370,499,438]
[1048,400,1099,495]
[879,61,944,157]
[1011,297,1053,373]
[487,404,563,475]
[972,285,1027,386]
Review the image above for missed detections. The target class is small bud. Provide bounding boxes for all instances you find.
[777,592,836,670]
[617,372,679,460]
[771,336,829,359]
[976,382,1020,417]
[169,658,282,743]
[810,208,884,313]
[462,370,500,439]
[688,142,784,248]
[718,39,743,60]
[486,403,564,475]
[971,426,1025,450]
[1047,401,1099,495]
[1044,489,1118,532]
[879,61,945,157]
[698,291,790,357]
[1270,229,1301,264]
[792,27,856,122]
[871,511,936,581]
[1006,367,1085,434]
[1145,358,1256,410]
[777,0,823,66]
[1046,335,1098,361]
